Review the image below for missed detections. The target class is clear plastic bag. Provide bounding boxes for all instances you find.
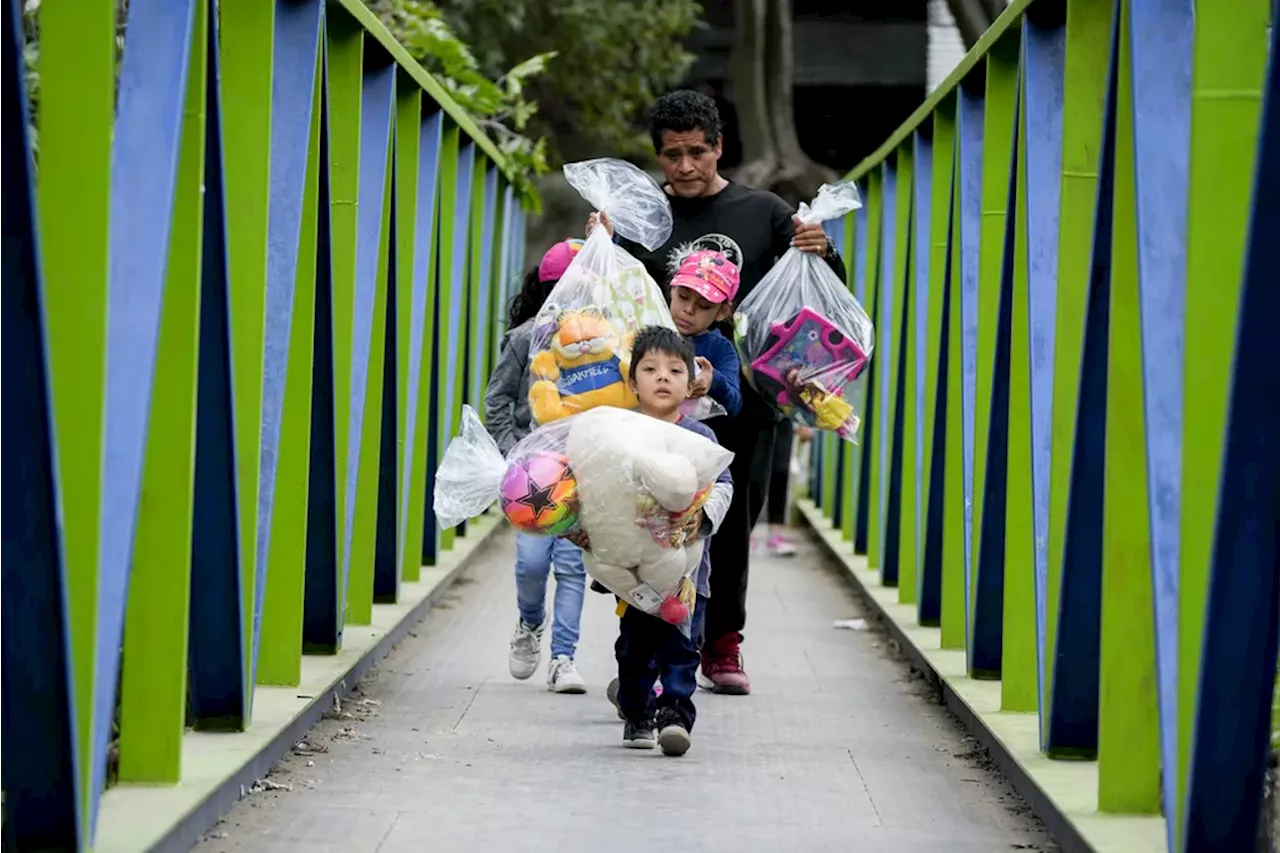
[527,159,678,426]
[678,361,727,421]
[734,182,874,442]
[434,405,734,637]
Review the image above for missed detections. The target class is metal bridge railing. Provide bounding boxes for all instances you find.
[2,1,526,849]
[804,0,1278,850]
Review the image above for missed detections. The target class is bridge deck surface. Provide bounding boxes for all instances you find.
[194,528,1056,853]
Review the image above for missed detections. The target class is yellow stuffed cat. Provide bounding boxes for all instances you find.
[529,307,638,425]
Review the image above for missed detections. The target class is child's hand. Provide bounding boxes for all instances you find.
[564,530,591,551]
[691,356,714,398]
[586,210,613,238]
[678,509,704,542]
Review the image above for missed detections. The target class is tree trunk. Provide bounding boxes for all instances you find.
[729,0,836,207]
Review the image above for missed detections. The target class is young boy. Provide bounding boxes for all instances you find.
[668,249,742,418]
[588,250,741,609]
[608,326,733,755]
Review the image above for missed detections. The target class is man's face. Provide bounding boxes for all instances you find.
[657,130,722,198]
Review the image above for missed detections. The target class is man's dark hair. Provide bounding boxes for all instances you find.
[630,325,696,378]
[649,90,722,152]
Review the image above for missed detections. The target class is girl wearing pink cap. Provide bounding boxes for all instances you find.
[483,239,589,694]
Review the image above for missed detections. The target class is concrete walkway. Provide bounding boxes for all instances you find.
[194,529,1057,853]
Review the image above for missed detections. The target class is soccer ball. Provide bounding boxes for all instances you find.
[499,450,579,536]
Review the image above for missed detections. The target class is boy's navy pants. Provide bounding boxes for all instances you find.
[615,595,707,731]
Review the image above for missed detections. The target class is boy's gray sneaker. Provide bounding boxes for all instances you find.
[656,708,692,757]
[622,719,656,749]
[508,618,544,680]
[607,677,626,719]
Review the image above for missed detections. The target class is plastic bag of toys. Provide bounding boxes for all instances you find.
[734,182,875,441]
[526,159,679,426]
[434,406,734,637]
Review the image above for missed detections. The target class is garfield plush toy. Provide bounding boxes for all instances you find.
[529,307,638,425]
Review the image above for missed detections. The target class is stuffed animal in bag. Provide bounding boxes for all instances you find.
[528,307,638,424]
[563,408,727,622]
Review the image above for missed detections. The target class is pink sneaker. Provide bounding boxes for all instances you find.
[699,634,751,695]
[766,533,797,557]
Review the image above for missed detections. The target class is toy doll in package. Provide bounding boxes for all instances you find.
[434,406,734,638]
[734,182,875,441]
[526,159,679,426]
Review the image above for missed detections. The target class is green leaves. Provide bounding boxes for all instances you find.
[375,0,553,212]
[431,0,703,161]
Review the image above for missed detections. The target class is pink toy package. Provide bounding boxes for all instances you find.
[751,307,869,408]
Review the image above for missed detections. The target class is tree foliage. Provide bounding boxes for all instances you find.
[425,0,704,163]
[373,0,556,211]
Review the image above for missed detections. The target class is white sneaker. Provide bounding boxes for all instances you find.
[547,655,587,694]
[509,619,544,680]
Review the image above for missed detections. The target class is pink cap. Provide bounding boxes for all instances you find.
[670,250,740,304]
[537,238,584,283]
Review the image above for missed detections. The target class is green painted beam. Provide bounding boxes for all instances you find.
[1003,53,1037,714]
[401,118,446,580]
[332,0,506,172]
[221,0,275,702]
[1097,0,1160,811]
[326,13,364,619]
[117,0,206,781]
[258,49,324,686]
[394,79,423,587]
[466,155,489,423]
[840,212,859,543]
[1176,0,1270,841]
[435,124,461,554]
[35,0,114,819]
[894,142,918,604]
[347,132,395,626]
[921,97,956,628]
[1043,0,1113,724]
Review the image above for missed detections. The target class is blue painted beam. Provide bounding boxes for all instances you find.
[373,149,400,602]
[339,59,395,614]
[1127,0,1194,823]
[1182,15,1280,848]
[970,79,1019,680]
[188,5,248,731]
[1045,2,1111,756]
[956,83,985,652]
[257,0,323,679]
[303,45,340,652]
[0,0,82,845]
[919,147,956,629]
[96,0,200,820]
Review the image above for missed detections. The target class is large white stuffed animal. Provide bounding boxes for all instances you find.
[562,407,732,618]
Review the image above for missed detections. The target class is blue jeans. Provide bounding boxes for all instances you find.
[514,532,586,659]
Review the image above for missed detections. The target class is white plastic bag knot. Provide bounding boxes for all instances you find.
[564,158,673,251]
[795,181,863,226]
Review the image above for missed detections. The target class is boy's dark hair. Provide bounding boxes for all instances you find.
[507,266,553,328]
[649,90,722,152]
[630,325,695,378]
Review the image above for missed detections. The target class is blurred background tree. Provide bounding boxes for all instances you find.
[426,0,703,163]
[375,0,703,175]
